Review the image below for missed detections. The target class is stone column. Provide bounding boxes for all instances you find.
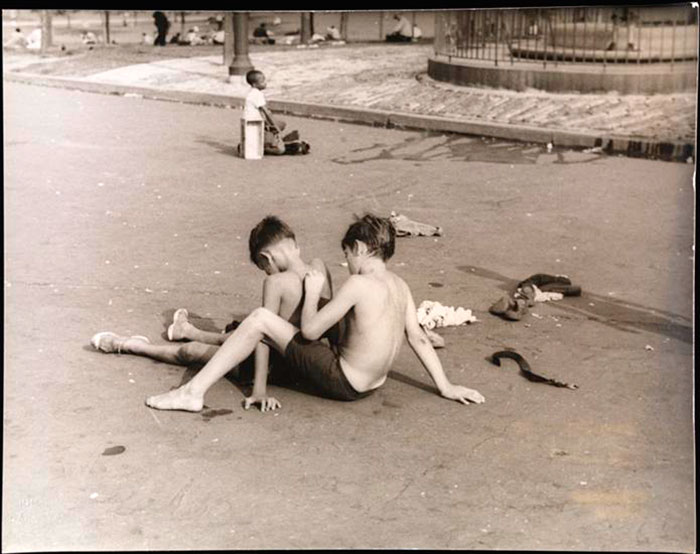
[229,12,254,76]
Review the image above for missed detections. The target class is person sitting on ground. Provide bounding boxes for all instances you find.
[310,32,326,44]
[25,28,42,50]
[386,14,413,42]
[187,26,207,45]
[144,214,485,412]
[81,31,97,45]
[243,69,287,156]
[412,24,422,41]
[212,29,225,45]
[326,25,342,41]
[91,216,334,412]
[253,22,275,45]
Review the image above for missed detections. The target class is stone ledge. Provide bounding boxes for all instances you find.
[428,55,698,94]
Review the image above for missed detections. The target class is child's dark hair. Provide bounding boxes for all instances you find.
[341,213,396,261]
[249,216,296,268]
[246,69,264,86]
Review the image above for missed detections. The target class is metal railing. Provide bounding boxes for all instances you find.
[434,7,698,69]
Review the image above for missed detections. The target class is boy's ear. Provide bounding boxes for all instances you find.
[259,251,273,264]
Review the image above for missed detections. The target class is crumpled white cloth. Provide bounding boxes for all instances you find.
[532,285,564,303]
[417,300,477,330]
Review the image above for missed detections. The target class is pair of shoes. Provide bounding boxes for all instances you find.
[91,332,150,354]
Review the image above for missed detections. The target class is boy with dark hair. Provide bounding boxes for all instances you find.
[244,69,286,155]
[91,216,332,412]
[145,214,485,412]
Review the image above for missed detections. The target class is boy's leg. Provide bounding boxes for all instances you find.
[167,308,228,345]
[92,332,219,365]
[129,341,219,366]
[146,307,297,411]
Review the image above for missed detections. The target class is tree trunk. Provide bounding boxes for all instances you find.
[340,12,349,40]
[40,10,52,54]
[103,11,111,44]
[223,12,234,66]
[300,12,311,44]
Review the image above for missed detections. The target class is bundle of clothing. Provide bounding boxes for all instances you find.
[269,129,310,156]
[489,273,581,321]
[417,300,477,329]
[389,212,442,237]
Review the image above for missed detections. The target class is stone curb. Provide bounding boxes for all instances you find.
[4,70,695,162]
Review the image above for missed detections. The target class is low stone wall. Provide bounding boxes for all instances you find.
[428,55,697,94]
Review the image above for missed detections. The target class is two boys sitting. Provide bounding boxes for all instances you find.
[92,214,485,411]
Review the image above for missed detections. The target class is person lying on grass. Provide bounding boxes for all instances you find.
[144,213,485,412]
[91,215,333,412]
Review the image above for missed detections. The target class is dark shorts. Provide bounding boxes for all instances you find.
[236,349,285,383]
[283,332,373,401]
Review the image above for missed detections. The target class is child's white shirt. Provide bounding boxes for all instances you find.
[244,87,265,121]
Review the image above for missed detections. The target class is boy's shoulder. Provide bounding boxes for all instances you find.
[309,257,329,273]
[264,270,302,288]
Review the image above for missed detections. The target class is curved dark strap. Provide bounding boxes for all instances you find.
[491,350,578,390]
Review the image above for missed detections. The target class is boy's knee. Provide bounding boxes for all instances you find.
[248,306,265,323]
[248,307,273,329]
[176,343,201,365]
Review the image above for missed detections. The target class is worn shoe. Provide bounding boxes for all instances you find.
[91,332,150,354]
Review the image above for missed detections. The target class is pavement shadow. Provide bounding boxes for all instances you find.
[195,136,238,157]
[388,370,438,394]
[457,264,693,343]
[333,133,605,166]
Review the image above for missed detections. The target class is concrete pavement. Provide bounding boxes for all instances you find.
[2,81,695,551]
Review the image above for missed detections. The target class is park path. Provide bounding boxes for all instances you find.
[74,44,697,142]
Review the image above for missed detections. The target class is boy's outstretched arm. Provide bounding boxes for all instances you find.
[244,276,282,412]
[403,287,485,405]
[259,106,279,132]
[301,270,360,341]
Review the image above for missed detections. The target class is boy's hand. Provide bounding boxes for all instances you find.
[304,269,326,296]
[441,384,485,405]
[244,395,281,412]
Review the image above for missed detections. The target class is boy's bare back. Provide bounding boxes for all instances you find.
[302,213,484,405]
[337,269,408,392]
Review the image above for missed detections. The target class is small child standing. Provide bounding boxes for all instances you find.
[243,69,286,155]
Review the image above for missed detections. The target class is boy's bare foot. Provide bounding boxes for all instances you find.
[167,308,191,341]
[91,332,150,354]
[145,385,204,412]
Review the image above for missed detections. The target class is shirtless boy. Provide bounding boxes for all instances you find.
[91,216,332,411]
[145,214,485,412]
